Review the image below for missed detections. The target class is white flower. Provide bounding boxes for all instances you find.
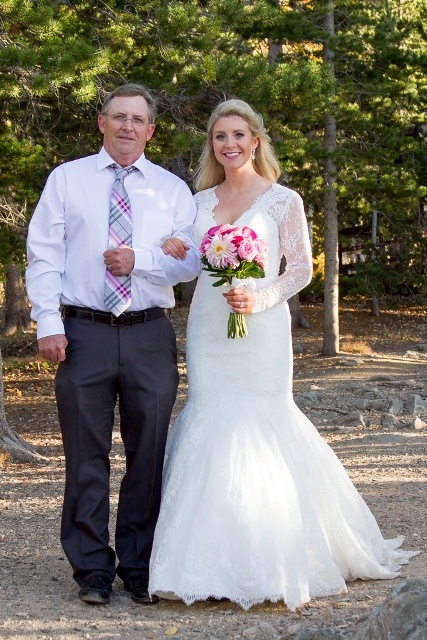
[205,233,237,268]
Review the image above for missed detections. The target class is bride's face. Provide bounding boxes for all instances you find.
[212,115,256,170]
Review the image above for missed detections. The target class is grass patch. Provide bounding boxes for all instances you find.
[0,451,10,468]
[340,337,375,355]
[0,331,38,357]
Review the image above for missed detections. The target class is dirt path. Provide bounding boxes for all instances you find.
[1,304,426,640]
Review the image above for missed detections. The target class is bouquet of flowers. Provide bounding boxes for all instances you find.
[200,224,268,338]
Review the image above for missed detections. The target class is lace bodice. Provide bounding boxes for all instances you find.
[194,184,313,313]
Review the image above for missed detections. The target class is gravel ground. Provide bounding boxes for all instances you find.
[1,304,426,640]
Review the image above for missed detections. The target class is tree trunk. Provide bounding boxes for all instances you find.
[279,257,311,329]
[371,202,380,316]
[181,279,198,307]
[2,264,32,336]
[288,295,311,330]
[0,348,48,463]
[268,41,282,66]
[322,0,340,356]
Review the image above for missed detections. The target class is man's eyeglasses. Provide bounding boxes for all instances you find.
[106,114,151,128]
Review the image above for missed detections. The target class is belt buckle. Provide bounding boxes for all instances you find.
[110,314,122,326]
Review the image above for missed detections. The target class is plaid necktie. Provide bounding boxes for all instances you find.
[104,164,135,316]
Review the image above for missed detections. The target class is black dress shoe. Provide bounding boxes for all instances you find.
[124,576,160,604]
[78,575,112,605]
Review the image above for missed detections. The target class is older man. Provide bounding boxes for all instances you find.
[26,83,199,605]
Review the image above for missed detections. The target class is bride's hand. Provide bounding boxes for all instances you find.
[162,237,190,260]
[223,288,256,314]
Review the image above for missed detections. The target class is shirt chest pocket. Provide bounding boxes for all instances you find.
[132,209,174,249]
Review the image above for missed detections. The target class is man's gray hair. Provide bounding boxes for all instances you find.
[101,83,157,123]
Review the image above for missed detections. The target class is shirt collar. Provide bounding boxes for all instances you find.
[96,147,149,176]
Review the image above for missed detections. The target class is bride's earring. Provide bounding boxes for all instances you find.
[251,148,256,161]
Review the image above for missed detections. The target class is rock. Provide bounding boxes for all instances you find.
[312,390,327,401]
[364,399,389,411]
[337,410,365,428]
[288,579,427,640]
[291,627,343,639]
[406,394,427,416]
[405,350,427,359]
[380,413,400,429]
[399,379,417,387]
[360,433,411,444]
[358,387,381,397]
[411,417,427,430]
[285,623,304,636]
[293,341,305,355]
[352,398,369,410]
[259,621,280,637]
[294,395,314,409]
[341,381,363,390]
[417,343,427,352]
[352,579,427,639]
[389,398,404,415]
[338,357,361,366]
[369,374,394,382]
[334,426,359,433]
[353,397,389,411]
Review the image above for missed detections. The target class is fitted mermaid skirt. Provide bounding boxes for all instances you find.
[149,188,417,611]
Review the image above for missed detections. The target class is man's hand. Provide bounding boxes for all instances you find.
[38,335,68,362]
[104,245,135,276]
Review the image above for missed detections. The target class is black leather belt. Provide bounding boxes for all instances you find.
[62,305,167,326]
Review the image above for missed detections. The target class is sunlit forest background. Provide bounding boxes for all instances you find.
[0,0,426,326]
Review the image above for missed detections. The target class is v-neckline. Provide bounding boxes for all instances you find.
[210,184,275,225]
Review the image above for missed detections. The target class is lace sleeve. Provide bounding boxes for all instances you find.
[252,191,313,314]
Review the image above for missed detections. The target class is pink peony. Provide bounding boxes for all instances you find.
[200,235,212,255]
[206,224,223,237]
[206,224,235,238]
[236,226,257,239]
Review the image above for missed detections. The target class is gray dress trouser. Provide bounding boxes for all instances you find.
[55,314,179,585]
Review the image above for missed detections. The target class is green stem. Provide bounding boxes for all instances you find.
[227,312,248,338]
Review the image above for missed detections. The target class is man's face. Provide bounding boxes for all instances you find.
[98,95,156,166]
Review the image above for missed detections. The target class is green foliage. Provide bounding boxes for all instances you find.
[201,256,265,288]
[0,0,425,302]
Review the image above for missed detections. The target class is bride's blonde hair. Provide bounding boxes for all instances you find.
[194,99,281,192]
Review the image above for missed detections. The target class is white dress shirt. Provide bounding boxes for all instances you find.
[26,147,200,339]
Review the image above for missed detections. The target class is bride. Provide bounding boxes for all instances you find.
[148,98,417,611]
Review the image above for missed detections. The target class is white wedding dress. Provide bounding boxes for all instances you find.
[149,184,417,611]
